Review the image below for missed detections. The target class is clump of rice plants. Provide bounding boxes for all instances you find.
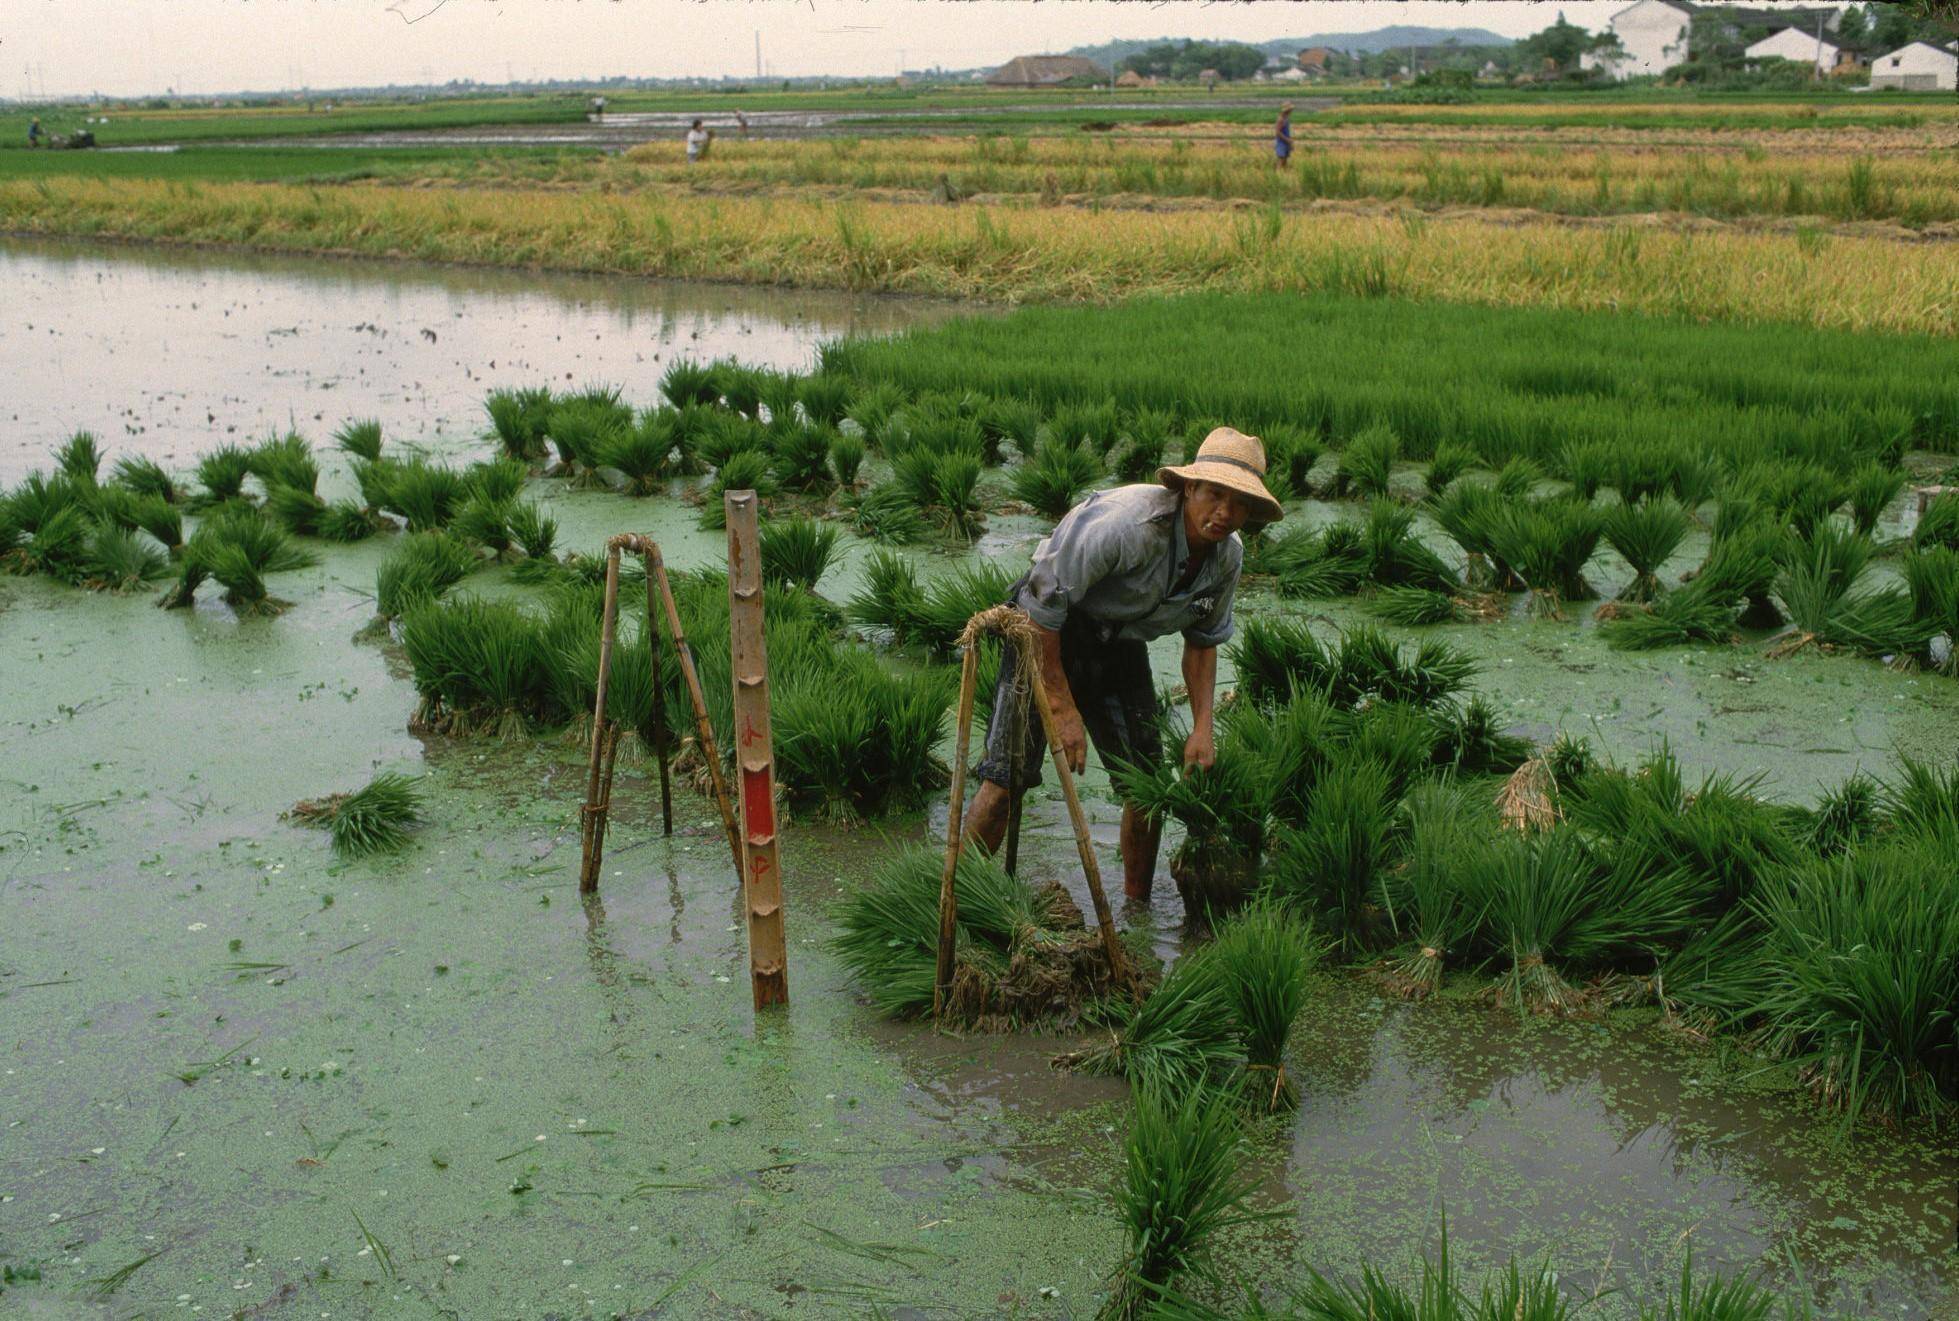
[1049,397,1120,457]
[1559,438,1613,502]
[1109,407,1173,484]
[1602,495,1691,602]
[1230,617,1475,712]
[1378,780,1486,998]
[317,499,379,544]
[596,411,673,496]
[829,431,865,487]
[1903,548,1959,673]
[290,773,425,857]
[1332,423,1398,500]
[797,373,853,426]
[910,561,1017,654]
[1010,440,1102,517]
[845,482,929,544]
[758,370,802,427]
[845,382,905,450]
[1259,424,1321,503]
[379,459,468,533]
[846,548,928,640]
[545,394,625,478]
[1600,586,1741,652]
[130,494,183,552]
[453,493,517,559]
[834,846,1117,1027]
[1264,754,1401,950]
[1428,479,1509,590]
[1914,493,1959,553]
[1770,522,1929,659]
[1425,441,1476,497]
[375,530,477,618]
[265,483,329,537]
[1489,498,1603,617]
[111,455,182,505]
[484,385,553,463]
[699,449,775,529]
[193,444,255,506]
[770,421,837,492]
[694,410,767,470]
[507,501,557,562]
[711,360,766,418]
[162,505,318,615]
[660,359,720,409]
[1463,828,1597,1014]
[773,654,951,820]
[5,502,91,583]
[82,526,170,593]
[1100,1086,1261,1321]
[1366,586,1491,627]
[894,448,986,539]
[1068,954,1242,1096]
[247,432,319,497]
[1880,754,1959,842]
[758,517,839,590]
[1753,838,1959,1124]
[1256,503,1452,600]
[55,431,104,485]
[1207,900,1318,1110]
[332,419,384,464]
[1801,771,1880,858]
[399,593,549,738]
[1491,455,1543,501]
[1847,463,1906,537]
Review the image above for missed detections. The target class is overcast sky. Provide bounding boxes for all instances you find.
[4,0,1843,100]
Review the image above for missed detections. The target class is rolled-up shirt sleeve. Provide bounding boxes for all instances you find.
[1017,497,1130,631]
[1183,566,1238,648]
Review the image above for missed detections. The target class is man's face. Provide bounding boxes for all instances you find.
[1185,479,1252,545]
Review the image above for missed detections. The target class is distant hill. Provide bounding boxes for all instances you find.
[1066,27,1514,70]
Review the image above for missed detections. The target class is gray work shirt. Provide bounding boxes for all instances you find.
[1016,484,1241,648]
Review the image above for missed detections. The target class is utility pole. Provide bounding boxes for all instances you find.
[755,30,762,79]
[1813,9,1827,80]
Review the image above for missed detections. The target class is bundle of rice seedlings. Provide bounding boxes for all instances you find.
[506,501,557,562]
[6,502,90,583]
[1229,618,1474,713]
[590,412,666,497]
[910,561,1017,654]
[205,542,281,617]
[1361,500,1457,592]
[1880,754,1959,842]
[1259,425,1321,504]
[86,483,142,532]
[829,431,866,487]
[1490,498,1602,618]
[845,548,927,640]
[1903,547,1959,672]
[1114,407,1174,476]
[1913,493,1959,553]
[1259,521,1370,599]
[82,526,170,593]
[1117,735,1275,919]
[265,483,329,537]
[932,451,986,539]
[1431,696,1532,775]
[130,494,183,552]
[379,460,467,533]
[1069,953,1242,1095]
[1100,1086,1260,1321]
[247,432,318,497]
[111,455,181,504]
[1559,438,1613,502]
[1753,839,1959,1123]
[845,482,929,544]
[1602,495,1692,603]
[835,846,1110,1026]
[660,359,720,409]
[844,382,905,450]
[758,517,839,591]
[1366,586,1459,626]
[1464,828,1598,1013]
[1010,440,1102,518]
[773,656,950,820]
[1491,456,1543,501]
[194,445,255,506]
[1207,901,1318,1110]
[796,373,853,427]
[1427,480,1508,589]
[694,410,767,471]
[757,370,802,427]
[1333,423,1397,500]
[1291,1223,1575,1321]
[399,594,548,738]
[462,459,525,508]
[979,395,1042,459]
[1264,756,1401,951]
[711,361,766,418]
[55,431,103,485]
[484,385,553,463]
[699,449,775,530]
[453,493,517,559]
[1770,523,1931,659]
[1425,441,1476,498]
[1847,463,1907,537]
[1800,771,1880,858]
[1378,780,1486,998]
[1049,397,1120,457]
[332,419,384,464]
[290,773,425,857]
[375,530,477,618]
[1599,582,1741,652]
[770,422,836,492]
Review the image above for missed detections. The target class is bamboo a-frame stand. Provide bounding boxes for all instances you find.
[578,533,743,895]
[932,607,1130,1019]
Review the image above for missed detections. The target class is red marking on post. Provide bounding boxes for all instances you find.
[741,767,775,838]
[740,716,764,748]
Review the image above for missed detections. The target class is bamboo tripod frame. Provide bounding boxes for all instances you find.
[578,534,743,896]
[932,610,1130,1018]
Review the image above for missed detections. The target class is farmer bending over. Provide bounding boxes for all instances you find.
[961,426,1283,901]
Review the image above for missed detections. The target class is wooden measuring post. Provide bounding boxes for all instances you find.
[724,491,789,1008]
[578,545,625,895]
[641,549,673,837]
[932,643,982,1017]
[1025,664,1129,991]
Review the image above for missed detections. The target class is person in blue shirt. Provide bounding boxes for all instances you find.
[28,117,44,148]
[1274,103,1293,169]
[961,426,1284,902]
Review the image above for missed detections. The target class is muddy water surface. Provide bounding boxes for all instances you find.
[1,240,1955,1317]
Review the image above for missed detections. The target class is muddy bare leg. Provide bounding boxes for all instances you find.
[963,779,1012,854]
[1120,802,1161,901]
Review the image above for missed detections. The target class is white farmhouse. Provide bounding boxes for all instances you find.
[1580,0,1693,81]
[1869,41,1959,91]
[1744,25,1838,74]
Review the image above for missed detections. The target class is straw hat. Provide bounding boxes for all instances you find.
[1159,426,1284,524]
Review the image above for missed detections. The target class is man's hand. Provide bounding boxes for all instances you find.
[1182,724,1216,773]
[1053,705,1089,775]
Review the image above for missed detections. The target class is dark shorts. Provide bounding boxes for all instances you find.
[974,589,1162,793]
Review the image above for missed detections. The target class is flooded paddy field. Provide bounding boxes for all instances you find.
[1,239,1955,1317]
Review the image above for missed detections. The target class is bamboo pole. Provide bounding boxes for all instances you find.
[646,542,744,880]
[724,491,789,1008]
[642,549,673,837]
[586,720,623,882]
[1002,684,1025,878]
[932,642,982,1018]
[1025,664,1130,992]
[578,545,625,895]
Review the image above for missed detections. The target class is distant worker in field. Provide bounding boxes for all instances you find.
[736,109,749,139]
[28,117,43,148]
[961,427,1282,902]
[1274,103,1293,169]
[590,95,606,122]
[685,117,713,163]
